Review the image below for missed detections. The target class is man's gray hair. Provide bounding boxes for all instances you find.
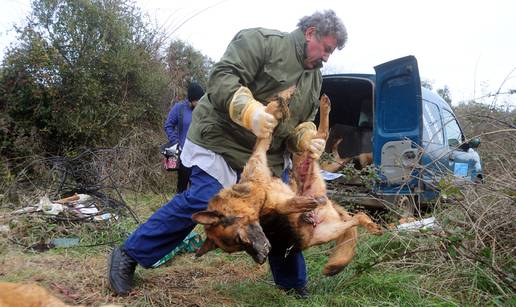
[297,10,347,49]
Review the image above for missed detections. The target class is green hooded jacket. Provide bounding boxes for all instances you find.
[187,28,322,177]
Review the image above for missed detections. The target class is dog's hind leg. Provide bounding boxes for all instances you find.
[306,211,381,246]
[320,212,383,275]
[353,212,383,235]
[295,94,332,195]
[307,218,360,246]
[322,227,358,276]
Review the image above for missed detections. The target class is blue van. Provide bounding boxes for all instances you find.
[321,55,483,209]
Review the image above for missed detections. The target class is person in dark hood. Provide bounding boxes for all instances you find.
[164,82,205,192]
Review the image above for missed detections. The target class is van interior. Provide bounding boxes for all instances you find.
[316,76,375,170]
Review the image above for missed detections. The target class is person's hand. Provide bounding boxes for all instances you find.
[229,86,278,138]
[307,138,326,159]
[250,105,278,138]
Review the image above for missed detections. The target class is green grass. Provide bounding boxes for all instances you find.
[219,234,458,307]
[2,193,514,306]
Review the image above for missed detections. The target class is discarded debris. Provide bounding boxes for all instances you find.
[42,202,64,216]
[27,242,54,252]
[0,224,10,236]
[10,194,120,222]
[54,194,80,204]
[397,216,439,231]
[93,212,118,221]
[50,237,80,248]
[321,169,344,181]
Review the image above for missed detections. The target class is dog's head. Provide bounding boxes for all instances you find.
[192,184,270,264]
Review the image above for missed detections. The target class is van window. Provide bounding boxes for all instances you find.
[442,109,463,147]
[422,100,444,146]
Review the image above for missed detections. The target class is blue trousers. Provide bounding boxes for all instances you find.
[124,166,307,289]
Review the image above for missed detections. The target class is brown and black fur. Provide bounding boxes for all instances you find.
[0,282,80,307]
[193,91,383,276]
[320,138,373,173]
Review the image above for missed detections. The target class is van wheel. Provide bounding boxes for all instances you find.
[393,195,418,219]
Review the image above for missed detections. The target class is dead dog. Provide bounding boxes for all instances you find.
[320,137,373,173]
[0,282,80,307]
[192,92,383,276]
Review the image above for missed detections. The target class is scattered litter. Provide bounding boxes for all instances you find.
[10,194,119,222]
[397,216,439,231]
[55,193,92,204]
[27,242,54,252]
[93,212,118,221]
[11,206,40,215]
[11,195,63,215]
[0,224,10,235]
[54,194,80,204]
[37,195,65,215]
[42,202,64,216]
[72,203,99,216]
[321,170,344,181]
[50,237,80,248]
[75,194,93,204]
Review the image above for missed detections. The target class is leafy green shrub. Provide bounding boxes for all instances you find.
[0,0,168,159]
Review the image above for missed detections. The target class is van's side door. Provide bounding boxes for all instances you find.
[373,55,422,188]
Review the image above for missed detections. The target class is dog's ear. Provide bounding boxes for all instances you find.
[196,238,217,257]
[192,210,223,225]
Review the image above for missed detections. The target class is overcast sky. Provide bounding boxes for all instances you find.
[2,0,515,108]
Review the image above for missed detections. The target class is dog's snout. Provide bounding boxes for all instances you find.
[246,222,270,264]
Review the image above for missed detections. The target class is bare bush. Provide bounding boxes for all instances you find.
[1,128,175,212]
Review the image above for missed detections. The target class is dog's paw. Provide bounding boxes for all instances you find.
[366,222,384,235]
[320,94,331,113]
[322,263,346,276]
[289,196,318,211]
[304,195,327,210]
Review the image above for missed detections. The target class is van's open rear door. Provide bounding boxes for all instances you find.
[374,55,422,187]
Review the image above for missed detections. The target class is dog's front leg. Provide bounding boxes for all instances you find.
[262,185,325,215]
[307,218,361,246]
[276,195,326,214]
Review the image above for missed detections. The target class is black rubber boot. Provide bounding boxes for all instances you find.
[279,286,310,299]
[108,246,137,296]
[294,286,310,299]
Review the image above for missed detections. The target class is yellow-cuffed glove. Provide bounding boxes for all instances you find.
[289,122,326,159]
[229,86,278,138]
[307,138,326,159]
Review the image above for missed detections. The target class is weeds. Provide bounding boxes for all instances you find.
[1,103,515,306]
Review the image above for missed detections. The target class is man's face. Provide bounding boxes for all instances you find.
[303,27,337,69]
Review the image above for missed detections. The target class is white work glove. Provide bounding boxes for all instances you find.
[249,105,277,138]
[289,122,326,159]
[229,86,278,138]
[307,138,326,160]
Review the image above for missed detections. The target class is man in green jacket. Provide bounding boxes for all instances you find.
[109,10,347,299]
